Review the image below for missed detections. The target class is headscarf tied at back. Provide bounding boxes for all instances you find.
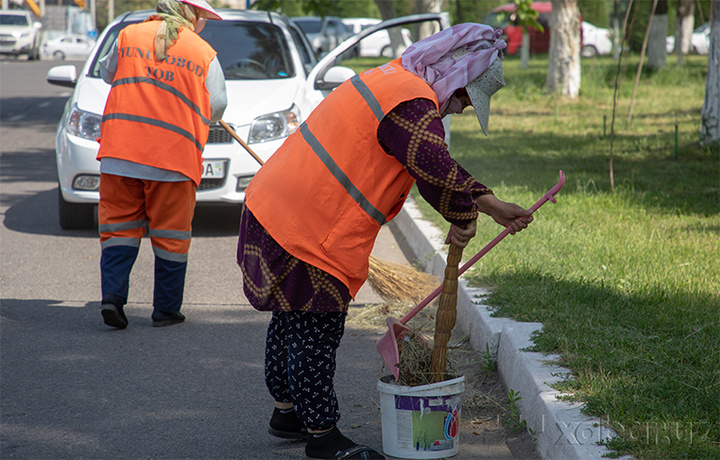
[148,0,198,61]
[401,23,507,114]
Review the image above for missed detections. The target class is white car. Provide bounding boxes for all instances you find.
[0,9,42,60]
[343,17,413,58]
[43,34,96,60]
[581,21,612,57]
[666,22,710,55]
[47,9,449,229]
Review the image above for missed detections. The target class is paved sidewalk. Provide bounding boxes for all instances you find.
[1,219,531,459]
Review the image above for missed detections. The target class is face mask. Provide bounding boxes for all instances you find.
[443,95,464,115]
[194,16,206,34]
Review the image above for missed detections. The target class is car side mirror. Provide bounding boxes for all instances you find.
[47,65,78,89]
[316,65,355,90]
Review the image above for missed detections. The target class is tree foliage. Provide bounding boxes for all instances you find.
[251,0,379,18]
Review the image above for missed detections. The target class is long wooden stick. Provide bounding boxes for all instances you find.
[218,120,265,166]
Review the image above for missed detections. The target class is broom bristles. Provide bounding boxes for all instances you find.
[367,255,438,303]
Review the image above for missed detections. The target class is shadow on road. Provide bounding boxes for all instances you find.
[2,186,243,238]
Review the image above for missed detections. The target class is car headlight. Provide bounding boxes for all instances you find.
[12,31,31,39]
[67,106,102,141]
[248,106,300,144]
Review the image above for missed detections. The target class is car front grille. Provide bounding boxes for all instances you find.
[208,124,234,144]
[197,177,226,191]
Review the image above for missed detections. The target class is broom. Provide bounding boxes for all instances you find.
[367,255,438,303]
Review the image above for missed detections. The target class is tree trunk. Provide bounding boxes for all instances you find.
[700,0,720,146]
[375,0,405,58]
[612,0,622,60]
[546,0,581,98]
[675,0,695,63]
[627,0,658,128]
[647,0,668,70]
[520,31,530,68]
[375,0,396,21]
[414,0,447,39]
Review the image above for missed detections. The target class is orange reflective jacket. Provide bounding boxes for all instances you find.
[246,59,438,297]
[97,20,216,185]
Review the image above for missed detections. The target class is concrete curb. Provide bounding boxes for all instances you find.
[387,198,625,460]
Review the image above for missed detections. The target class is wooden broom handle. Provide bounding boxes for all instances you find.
[219,120,265,166]
[430,243,464,383]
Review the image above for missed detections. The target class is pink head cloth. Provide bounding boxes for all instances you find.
[401,23,507,114]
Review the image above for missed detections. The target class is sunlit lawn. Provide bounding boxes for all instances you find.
[346,53,719,459]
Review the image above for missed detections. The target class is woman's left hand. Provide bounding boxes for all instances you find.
[445,220,477,248]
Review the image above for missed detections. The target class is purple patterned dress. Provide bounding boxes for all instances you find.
[237,98,493,314]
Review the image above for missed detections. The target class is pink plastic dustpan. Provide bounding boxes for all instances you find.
[377,170,566,380]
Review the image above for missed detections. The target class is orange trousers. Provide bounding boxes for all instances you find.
[98,173,195,312]
[98,174,195,258]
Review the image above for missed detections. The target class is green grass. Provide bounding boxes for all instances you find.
[344,53,719,458]
[400,54,719,459]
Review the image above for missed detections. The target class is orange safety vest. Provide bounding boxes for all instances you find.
[246,59,439,297]
[97,20,216,186]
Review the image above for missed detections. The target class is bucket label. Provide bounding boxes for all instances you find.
[394,394,462,452]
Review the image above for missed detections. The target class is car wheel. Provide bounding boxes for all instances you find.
[58,188,96,230]
[380,45,394,58]
[53,50,65,60]
[581,45,598,58]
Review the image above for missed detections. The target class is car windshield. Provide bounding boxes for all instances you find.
[0,14,30,26]
[88,18,295,81]
[482,12,509,29]
[294,19,321,34]
[694,23,709,33]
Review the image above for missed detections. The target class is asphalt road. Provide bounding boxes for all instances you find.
[0,58,535,460]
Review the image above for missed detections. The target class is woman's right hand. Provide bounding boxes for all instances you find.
[476,194,534,235]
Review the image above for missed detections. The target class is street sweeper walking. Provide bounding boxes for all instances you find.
[236,22,533,460]
[96,0,227,329]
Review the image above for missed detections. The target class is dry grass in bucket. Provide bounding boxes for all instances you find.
[349,256,463,386]
[348,301,459,387]
[395,324,461,387]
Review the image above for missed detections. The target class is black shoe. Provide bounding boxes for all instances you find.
[306,427,384,459]
[269,407,307,440]
[101,303,128,329]
[151,311,185,327]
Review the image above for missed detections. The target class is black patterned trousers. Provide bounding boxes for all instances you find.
[265,311,346,431]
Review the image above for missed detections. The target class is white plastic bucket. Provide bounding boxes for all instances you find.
[377,375,465,459]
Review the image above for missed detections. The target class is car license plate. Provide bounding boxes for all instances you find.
[202,160,226,179]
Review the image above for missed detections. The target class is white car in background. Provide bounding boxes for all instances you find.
[46,9,449,229]
[291,16,354,57]
[666,22,710,55]
[0,9,42,60]
[581,21,612,57]
[43,34,95,60]
[343,17,413,58]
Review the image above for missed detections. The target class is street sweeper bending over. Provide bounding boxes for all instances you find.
[236,23,533,459]
[96,0,227,329]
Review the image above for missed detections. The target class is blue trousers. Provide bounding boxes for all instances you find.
[101,245,187,313]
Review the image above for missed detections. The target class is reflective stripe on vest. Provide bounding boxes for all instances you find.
[299,122,387,226]
[110,76,213,125]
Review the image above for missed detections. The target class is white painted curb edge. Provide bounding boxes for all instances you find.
[387,198,628,460]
